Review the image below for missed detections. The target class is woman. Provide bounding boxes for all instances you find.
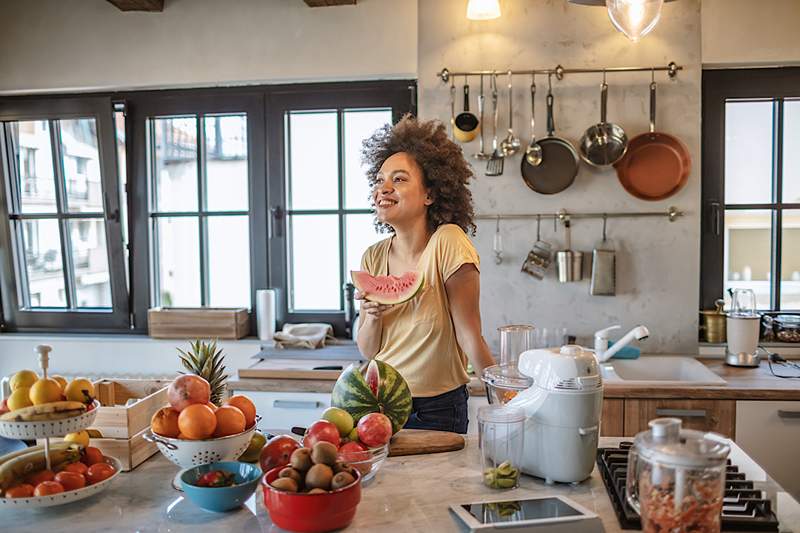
[355,115,495,434]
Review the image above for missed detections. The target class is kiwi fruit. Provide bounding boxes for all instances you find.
[331,471,356,490]
[311,441,339,466]
[290,448,313,472]
[305,463,334,490]
[270,477,298,493]
[307,488,328,494]
[333,462,351,474]
[279,467,302,485]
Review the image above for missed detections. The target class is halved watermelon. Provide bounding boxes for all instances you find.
[351,270,423,305]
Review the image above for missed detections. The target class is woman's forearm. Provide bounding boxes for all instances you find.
[460,334,496,378]
[356,315,383,359]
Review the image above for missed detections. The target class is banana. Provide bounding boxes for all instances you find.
[0,445,81,490]
[0,442,73,468]
[0,401,86,422]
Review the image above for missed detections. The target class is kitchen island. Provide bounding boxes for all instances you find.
[5,437,798,532]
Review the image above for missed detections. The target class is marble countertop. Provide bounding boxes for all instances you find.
[5,437,799,532]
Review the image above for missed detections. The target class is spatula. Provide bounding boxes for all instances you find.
[486,73,504,176]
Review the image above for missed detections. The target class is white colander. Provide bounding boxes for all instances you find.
[144,425,256,468]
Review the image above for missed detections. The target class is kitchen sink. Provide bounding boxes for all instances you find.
[600,356,727,386]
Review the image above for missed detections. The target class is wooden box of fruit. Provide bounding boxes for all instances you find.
[147,307,250,339]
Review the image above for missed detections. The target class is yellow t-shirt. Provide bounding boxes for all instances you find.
[360,224,480,397]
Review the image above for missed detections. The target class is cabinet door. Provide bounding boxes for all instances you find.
[736,401,800,500]
[601,399,625,437]
[231,390,331,433]
[624,399,735,437]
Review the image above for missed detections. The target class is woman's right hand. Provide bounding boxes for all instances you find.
[355,290,393,322]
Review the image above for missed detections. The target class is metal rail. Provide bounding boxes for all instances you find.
[476,206,684,223]
[438,62,682,83]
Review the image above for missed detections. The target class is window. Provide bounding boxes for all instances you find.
[702,68,800,312]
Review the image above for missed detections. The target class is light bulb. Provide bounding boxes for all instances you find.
[467,0,501,20]
[607,0,664,42]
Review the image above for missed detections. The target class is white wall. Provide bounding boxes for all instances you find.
[0,0,417,94]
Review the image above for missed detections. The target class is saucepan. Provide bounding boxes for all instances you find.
[579,74,628,167]
[454,79,480,143]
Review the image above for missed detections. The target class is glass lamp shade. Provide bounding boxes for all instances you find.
[607,0,664,42]
[467,0,501,20]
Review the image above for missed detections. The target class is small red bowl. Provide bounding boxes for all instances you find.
[262,466,361,533]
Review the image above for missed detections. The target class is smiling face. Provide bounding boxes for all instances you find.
[372,152,433,230]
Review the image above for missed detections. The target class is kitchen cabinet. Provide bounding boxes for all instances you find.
[623,399,735,437]
[231,390,331,432]
[600,399,625,437]
[735,400,800,499]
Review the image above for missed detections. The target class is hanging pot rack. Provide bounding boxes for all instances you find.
[476,206,683,224]
[437,61,682,83]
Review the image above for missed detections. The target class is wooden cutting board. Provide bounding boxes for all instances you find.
[388,429,465,457]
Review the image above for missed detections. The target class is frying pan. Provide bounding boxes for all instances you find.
[614,81,691,201]
[454,82,479,143]
[579,79,628,167]
[521,78,579,195]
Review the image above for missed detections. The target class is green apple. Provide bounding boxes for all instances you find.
[322,406,354,437]
[347,427,359,442]
[238,431,267,463]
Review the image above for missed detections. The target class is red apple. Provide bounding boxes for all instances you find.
[337,440,369,462]
[356,413,392,447]
[0,399,9,415]
[303,420,341,449]
[259,435,300,472]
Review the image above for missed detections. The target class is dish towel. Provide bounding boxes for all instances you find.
[272,323,336,349]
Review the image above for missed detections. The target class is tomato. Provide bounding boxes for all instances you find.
[82,446,105,466]
[27,469,55,486]
[54,471,86,491]
[259,434,300,472]
[86,463,116,484]
[34,481,64,496]
[5,484,34,498]
[195,470,236,488]
[62,461,89,475]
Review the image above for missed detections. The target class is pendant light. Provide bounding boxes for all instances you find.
[466,0,501,20]
[606,0,664,42]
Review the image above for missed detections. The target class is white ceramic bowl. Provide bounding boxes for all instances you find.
[145,425,256,469]
[0,401,99,440]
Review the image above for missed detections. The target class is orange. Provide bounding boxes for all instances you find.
[214,405,246,438]
[206,402,218,412]
[226,395,256,428]
[151,406,181,438]
[177,403,217,440]
[29,378,63,405]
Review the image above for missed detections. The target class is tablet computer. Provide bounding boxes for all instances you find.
[449,495,602,532]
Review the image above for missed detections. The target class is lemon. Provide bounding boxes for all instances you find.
[7,387,33,411]
[65,378,95,403]
[64,430,90,448]
[10,370,38,391]
[29,378,63,405]
[51,375,68,391]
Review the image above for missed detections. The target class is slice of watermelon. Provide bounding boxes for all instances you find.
[351,270,424,305]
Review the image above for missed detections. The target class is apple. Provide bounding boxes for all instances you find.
[338,440,369,461]
[0,399,9,415]
[259,435,300,472]
[356,413,392,447]
[321,407,354,436]
[303,420,341,449]
[347,427,359,442]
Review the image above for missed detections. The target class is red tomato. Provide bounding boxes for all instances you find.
[62,462,89,475]
[54,471,86,491]
[27,469,55,486]
[259,434,300,472]
[33,481,64,496]
[5,484,34,498]
[303,420,340,448]
[82,446,105,466]
[86,463,116,484]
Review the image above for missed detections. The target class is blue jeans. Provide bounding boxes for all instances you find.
[403,385,469,434]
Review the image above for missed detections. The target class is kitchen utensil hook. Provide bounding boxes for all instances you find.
[602,214,608,242]
[493,216,503,265]
[536,214,541,241]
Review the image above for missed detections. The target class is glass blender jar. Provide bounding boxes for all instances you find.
[626,418,730,533]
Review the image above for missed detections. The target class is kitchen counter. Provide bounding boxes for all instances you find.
[5,437,799,532]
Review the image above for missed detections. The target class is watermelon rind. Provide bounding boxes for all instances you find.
[331,360,412,434]
[351,270,424,306]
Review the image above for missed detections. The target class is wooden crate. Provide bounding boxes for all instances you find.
[93,379,170,439]
[147,307,250,339]
[39,427,155,472]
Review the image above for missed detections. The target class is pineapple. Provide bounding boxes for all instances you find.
[177,339,229,406]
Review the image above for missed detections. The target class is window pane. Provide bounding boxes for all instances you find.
[290,214,339,310]
[344,109,392,209]
[155,217,200,306]
[781,209,800,309]
[783,100,800,203]
[21,218,66,308]
[68,218,111,308]
[345,213,384,276]
[9,120,57,213]
[724,209,771,309]
[60,118,103,213]
[208,215,251,308]
[152,117,198,212]
[287,112,338,210]
[115,107,129,285]
[724,101,773,205]
[205,115,248,211]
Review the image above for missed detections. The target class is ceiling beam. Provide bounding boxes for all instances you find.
[303,0,357,6]
[106,0,164,12]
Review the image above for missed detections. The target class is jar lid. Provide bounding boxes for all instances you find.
[633,418,730,468]
[481,363,534,391]
[477,404,525,424]
[775,314,800,325]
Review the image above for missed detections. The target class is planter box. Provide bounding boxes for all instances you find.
[147,307,250,339]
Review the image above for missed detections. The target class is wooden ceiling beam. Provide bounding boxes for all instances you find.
[303,0,357,6]
[106,0,164,12]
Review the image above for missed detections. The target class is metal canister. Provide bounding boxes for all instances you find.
[700,299,726,343]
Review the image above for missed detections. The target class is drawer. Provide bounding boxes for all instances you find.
[624,399,735,437]
[736,401,800,500]
[230,390,331,433]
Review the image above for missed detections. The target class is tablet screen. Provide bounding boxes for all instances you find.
[461,497,584,524]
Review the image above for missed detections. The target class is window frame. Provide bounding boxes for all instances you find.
[701,67,800,312]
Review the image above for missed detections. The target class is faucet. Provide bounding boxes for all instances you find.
[594,325,650,363]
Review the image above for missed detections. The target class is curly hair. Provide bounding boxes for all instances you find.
[361,114,476,235]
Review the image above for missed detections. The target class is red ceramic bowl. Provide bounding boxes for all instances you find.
[262,466,362,533]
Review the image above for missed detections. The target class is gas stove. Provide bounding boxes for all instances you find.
[596,442,780,531]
